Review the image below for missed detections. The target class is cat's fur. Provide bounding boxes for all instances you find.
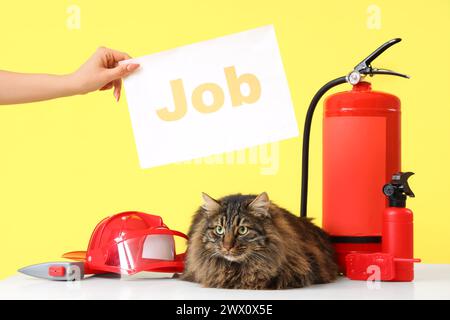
[181,192,338,289]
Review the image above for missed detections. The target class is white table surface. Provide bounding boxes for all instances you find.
[0,264,449,300]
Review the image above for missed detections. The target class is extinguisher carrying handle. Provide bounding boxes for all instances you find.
[300,38,410,218]
[360,68,410,79]
[353,38,410,80]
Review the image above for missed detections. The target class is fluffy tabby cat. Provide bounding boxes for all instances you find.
[181,192,338,289]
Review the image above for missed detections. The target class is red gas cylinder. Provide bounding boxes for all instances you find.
[322,81,401,272]
[382,207,414,281]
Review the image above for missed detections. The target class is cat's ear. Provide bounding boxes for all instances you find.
[248,192,271,218]
[201,192,220,214]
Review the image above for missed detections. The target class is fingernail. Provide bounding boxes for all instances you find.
[114,90,119,102]
[126,63,140,71]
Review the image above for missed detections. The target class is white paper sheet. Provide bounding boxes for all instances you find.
[122,25,298,168]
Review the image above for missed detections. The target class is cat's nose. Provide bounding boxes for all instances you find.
[223,241,233,251]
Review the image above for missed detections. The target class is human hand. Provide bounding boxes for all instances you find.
[69,47,140,101]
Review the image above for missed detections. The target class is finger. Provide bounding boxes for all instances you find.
[100,82,113,91]
[108,48,132,63]
[113,79,122,102]
[97,46,131,61]
[105,63,140,81]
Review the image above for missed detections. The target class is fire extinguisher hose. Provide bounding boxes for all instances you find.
[300,76,347,218]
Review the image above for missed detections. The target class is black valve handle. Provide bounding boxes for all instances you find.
[354,38,402,72]
[383,172,415,208]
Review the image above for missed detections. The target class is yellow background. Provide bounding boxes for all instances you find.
[1,0,449,279]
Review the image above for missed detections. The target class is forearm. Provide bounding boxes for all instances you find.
[0,71,78,105]
[0,48,139,105]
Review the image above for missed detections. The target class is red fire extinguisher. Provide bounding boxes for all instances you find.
[382,172,419,281]
[323,79,401,268]
[299,38,418,276]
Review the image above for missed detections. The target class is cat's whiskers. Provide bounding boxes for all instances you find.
[244,251,270,264]
[210,252,221,259]
[247,236,266,242]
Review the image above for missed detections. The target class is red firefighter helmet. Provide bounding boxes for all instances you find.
[63,211,188,276]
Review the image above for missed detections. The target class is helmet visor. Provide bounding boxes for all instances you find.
[104,232,184,276]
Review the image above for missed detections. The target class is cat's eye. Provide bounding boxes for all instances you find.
[238,226,248,235]
[215,225,225,235]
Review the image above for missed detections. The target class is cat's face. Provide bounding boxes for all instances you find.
[200,193,271,263]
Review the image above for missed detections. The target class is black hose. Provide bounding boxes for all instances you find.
[300,76,347,217]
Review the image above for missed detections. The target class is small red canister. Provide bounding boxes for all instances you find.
[382,172,419,281]
[382,207,414,281]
